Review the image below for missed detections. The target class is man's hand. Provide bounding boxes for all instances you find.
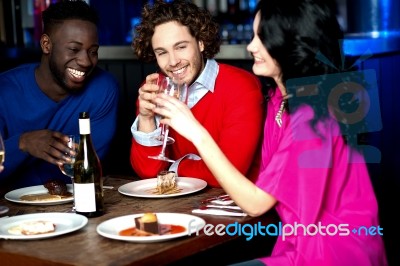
[137,73,161,132]
[19,130,75,166]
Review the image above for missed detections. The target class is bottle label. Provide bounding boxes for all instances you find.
[79,119,91,135]
[74,183,96,212]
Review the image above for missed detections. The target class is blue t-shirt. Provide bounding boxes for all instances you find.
[0,63,120,189]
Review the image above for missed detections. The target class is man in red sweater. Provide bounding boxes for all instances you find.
[130,0,264,187]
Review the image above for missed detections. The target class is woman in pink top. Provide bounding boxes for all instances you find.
[152,0,387,265]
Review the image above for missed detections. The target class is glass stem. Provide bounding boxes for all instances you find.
[160,125,170,156]
[71,177,76,211]
[161,123,166,136]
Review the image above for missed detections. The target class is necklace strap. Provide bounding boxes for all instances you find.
[275,100,286,127]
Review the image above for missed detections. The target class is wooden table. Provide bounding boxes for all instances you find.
[0,176,278,266]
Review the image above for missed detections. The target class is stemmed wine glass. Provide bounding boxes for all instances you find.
[152,76,176,145]
[0,133,9,215]
[58,135,77,212]
[148,77,188,162]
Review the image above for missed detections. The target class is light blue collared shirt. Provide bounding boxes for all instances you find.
[131,59,219,174]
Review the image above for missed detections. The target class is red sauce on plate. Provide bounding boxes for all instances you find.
[119,224,186,236]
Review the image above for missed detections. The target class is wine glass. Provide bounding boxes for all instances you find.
[0,133,9,215]
[59,135,77,212]
[148,77,188,163]
[152,76,176,145]
[0,134,4,171]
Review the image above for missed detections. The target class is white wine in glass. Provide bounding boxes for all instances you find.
[0,134,4,168]
[58,135,77,212]
[59,135,76,178]
[0,133,9,215]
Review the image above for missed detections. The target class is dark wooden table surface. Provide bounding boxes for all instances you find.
[0,176,278,266]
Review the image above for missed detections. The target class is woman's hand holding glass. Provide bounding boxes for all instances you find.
[148,77,188,162]
[152,88,201,147]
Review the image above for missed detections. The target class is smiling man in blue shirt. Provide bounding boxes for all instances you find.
[0,0,119,190]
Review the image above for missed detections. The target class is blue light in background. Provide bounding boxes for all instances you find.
[343,32,400,56]
[249,0,257,13]
[381,0,390,31]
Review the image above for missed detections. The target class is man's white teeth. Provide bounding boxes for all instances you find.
[173,67,185,75]
[68,68,85,78]
[254,57,264,62]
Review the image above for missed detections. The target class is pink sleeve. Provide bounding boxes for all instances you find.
[256,105,340,223]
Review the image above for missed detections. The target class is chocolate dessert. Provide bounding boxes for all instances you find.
[135,213,159,234]
[44,179,70,196]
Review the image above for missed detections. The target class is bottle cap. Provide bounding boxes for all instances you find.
[79,112,90,119]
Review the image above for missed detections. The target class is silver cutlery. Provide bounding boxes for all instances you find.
[200,194,231,204]
[198,206,245,213]
[205,204,241,210]
[193,206,247,216]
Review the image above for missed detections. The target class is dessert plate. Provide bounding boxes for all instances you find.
[96,212,206,243]
[118,177,207,198]
[0,205,9,215]
[4,185,73,206]
[0,212,88,240]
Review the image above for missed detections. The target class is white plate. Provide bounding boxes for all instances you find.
[96,212,205,243]
[4,185,73,206]
[0,205,9,215]
[0,213,88,240]
[118,177,207,198]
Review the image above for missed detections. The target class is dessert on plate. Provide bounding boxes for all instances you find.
[19,179,72,202]
[119,212,160,236]
[8,220,56,235]
[118,213,185,237]
[135,213,160,235]
[154,171,181,195]
[44,179,70,196]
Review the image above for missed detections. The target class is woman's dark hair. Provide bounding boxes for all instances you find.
[42,0,99,35]
[256,0,344,85]
[133,0,221,62]
[256,0,365,147]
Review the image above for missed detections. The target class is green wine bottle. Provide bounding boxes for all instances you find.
[73,112,104,217]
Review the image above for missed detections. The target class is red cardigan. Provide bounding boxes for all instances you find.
[130,63,265,187]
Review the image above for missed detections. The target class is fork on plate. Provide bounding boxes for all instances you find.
[200,194,231,204]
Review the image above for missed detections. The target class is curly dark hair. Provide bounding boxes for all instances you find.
[256,0,366,147]
[133,0,221,62]
[42,0,99,35]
